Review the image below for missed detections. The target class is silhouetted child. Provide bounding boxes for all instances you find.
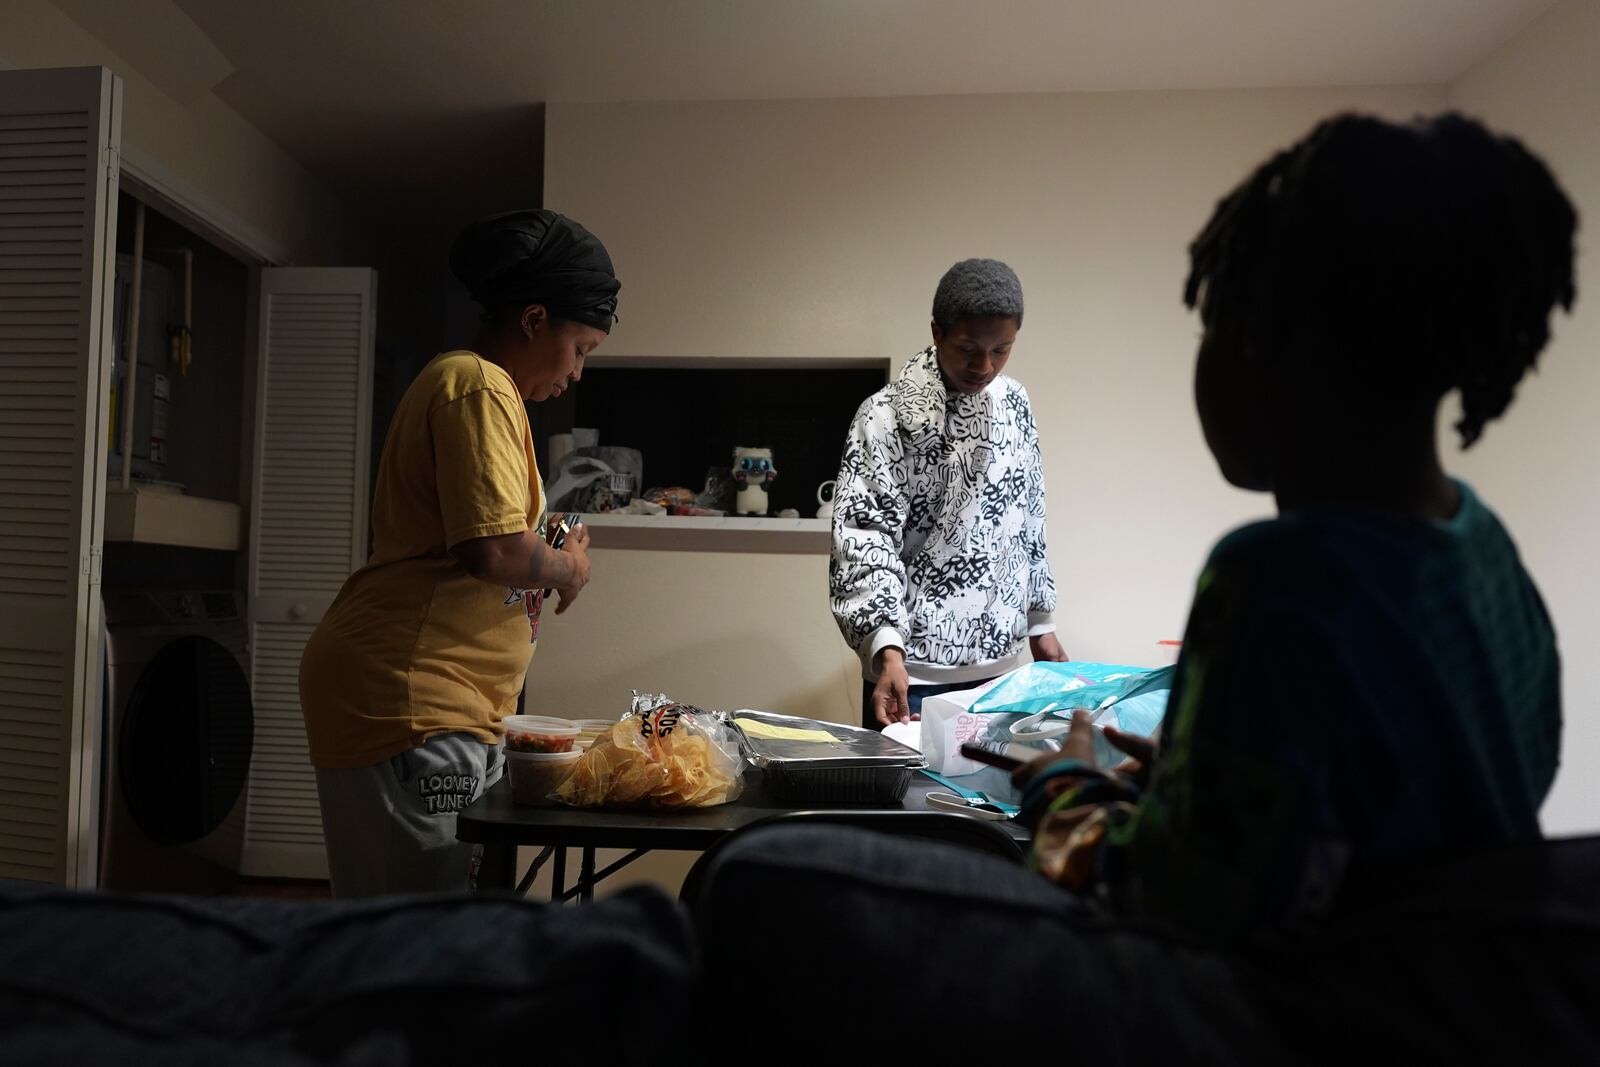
[1020,111,1578,945]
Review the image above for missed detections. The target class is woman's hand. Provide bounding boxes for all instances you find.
[553,525,591,615]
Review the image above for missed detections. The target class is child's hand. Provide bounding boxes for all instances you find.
[1102,725,1156,787]
[1058,708,1098,763]
[1011,710,1100,795]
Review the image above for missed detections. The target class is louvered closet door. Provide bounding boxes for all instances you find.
[244,268,375,878]
[0,67,121,887]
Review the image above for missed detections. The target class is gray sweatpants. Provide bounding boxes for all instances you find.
[314,733,505,898]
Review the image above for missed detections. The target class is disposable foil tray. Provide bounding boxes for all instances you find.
[730,710,926,805]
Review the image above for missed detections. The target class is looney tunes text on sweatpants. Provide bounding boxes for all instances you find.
[418,772,479,814]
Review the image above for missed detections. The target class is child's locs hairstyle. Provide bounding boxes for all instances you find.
[1184,112,1578,448]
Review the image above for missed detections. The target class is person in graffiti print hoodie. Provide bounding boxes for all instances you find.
[831,259,1065,729]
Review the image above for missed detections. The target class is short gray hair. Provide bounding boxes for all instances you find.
[932,258,1024,329]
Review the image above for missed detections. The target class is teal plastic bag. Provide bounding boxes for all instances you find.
[970,661,1175,720]
[966,661,1174,768]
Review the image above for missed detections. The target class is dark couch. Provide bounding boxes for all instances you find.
[0,882,695,1065]
[4,832,1597,1064]
[693,828,1600,1064]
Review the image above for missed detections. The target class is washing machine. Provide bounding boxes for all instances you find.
[100,588,253,893]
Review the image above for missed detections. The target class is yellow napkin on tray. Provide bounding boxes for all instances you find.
[734,718,840,744]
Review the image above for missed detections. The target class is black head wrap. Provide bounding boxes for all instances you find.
[449,209,620,333]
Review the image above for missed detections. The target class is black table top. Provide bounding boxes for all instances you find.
[456,769,1029,850]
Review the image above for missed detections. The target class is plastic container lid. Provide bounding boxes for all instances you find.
[504,715,581,754]
[505,716,582,735]
[570,720,618,751]
[505,715,580,738]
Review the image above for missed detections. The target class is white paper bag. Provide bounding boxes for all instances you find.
[919,677,1007,776]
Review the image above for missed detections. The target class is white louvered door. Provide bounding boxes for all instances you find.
[244,268,375,878]
[0,67,121,887]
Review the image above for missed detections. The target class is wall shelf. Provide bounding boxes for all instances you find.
[104,487,242,551]
[581,512,830,553]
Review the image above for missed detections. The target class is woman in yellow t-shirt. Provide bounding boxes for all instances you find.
[298,210,618,896]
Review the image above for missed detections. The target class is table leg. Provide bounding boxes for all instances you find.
[551,846,567,904]
[515,845,556,896]
[556,848,649,904]
[579,846,596,902]
[476,843,515,895]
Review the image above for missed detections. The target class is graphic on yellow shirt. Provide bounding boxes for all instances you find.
[504,586,546,644]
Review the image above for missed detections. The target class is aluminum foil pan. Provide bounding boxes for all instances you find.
[729,710,925,804]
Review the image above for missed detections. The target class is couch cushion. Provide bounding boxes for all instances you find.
[0,882,696,1064]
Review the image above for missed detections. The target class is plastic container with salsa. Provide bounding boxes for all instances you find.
[503,715,579,754]
[507,749,582,805]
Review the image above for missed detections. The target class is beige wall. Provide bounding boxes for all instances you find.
[537,84,1445,733]
[548,87,1444,367]
[1447,0,1600,835]
[6,0,362,265]
[527,546,859,725]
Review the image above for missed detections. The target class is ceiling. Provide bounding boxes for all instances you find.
[63,1,1560,225]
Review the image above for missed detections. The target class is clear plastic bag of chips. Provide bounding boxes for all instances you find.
[556,692,746,808]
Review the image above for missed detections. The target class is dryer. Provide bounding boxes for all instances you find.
[100,588,253,892]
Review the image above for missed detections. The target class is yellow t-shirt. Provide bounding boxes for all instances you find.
[299,351,546,769]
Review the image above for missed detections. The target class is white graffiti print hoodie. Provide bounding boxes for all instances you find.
[830,346,1057,685]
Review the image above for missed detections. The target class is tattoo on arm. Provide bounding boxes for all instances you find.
[528,537,573,588]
